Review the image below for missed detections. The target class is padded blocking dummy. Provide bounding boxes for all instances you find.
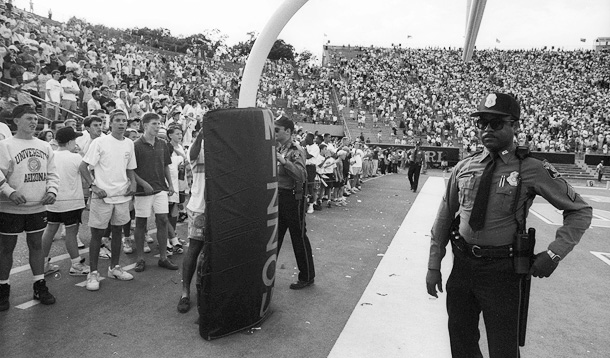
[197,108,278,340]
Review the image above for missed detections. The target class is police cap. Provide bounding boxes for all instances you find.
[470,92,520,120]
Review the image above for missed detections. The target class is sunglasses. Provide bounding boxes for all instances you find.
[476,118,515,130]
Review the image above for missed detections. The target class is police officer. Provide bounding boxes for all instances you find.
[425,93,592,358]
[407,141,424,192]
[275,116,315,289]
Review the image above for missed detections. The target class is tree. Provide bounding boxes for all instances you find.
[268,39,294,61]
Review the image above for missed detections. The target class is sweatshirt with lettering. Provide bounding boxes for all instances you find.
[0,137,59,214]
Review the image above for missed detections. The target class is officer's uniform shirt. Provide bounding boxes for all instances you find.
[277,141,306,191]
[408,147,424,164]
[429,144,592,270]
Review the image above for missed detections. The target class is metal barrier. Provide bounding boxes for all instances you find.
[0,81,86,125]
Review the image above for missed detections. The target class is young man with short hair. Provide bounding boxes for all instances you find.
[79,109,137,291]
[0,105,60,310]
[60,70,79,120]
[45,70,61,121]
[132,112,178,272]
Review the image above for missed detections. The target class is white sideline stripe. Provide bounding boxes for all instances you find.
[328,177,453,358]
[10,228,159,276]
[590,251,610,267]
[16,300,39,309]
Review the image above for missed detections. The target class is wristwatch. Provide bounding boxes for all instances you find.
[547,249,562,263]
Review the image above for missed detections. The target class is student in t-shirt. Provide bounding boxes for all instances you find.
[79,109,137,291]
[0,105,59,311]
[41,127,90,277]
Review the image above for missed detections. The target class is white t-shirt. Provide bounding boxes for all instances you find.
[83,134,137,204]
[305,143,320,166]
[168,149,184,203]
[60,78,80,102]
[0,122,11,141]
[46,150,85,213]
[45,79,62,103]
[186,145,205,213]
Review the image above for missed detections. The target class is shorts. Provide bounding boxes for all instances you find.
[187,209,206,241]
[134,191,169,218]
[88,199,131,229]
[47,209,83,227]
[350,167,363,176]
[0,211,47,234]
[306,165,317,185]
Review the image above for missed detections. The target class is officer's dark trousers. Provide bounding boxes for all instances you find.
[407,163,421,190]
[277,189,315,282]
[447,249,521,358]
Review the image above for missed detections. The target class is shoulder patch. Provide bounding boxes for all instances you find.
[542,161,561,179]
[566,183,576,202]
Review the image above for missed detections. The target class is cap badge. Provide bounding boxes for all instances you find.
[485,94,497,108]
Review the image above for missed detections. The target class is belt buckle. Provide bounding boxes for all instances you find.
[471,245,482,258]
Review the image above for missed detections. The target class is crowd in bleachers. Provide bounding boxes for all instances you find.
[330,46,610,154]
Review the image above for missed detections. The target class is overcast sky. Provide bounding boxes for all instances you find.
[14,0,610,58]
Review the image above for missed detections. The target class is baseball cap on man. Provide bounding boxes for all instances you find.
[55,126,83,144]
[470,92,520,120]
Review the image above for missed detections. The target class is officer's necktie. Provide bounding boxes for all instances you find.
[468,152,498,231]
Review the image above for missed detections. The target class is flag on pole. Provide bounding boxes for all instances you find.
[580,38,586,42]
[407,35,412,39]
[496,38,501,43]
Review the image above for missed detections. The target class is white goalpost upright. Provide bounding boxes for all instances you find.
[238,0,486,107]
[238,0,310,108]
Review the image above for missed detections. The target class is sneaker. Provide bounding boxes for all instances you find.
[313,203,322,211]
[69,262,90,276]
[177,212,188,223]
[44,259,60,276]
[173,244,184,254]
[108,265,134,281]
[122,236,133,254]
[143,241,151,253]
[145,233,154,243]
[158,258,179,270]
[0,283,9,311]
[166,245,174,257]
[101,237,112,250]
[77,235,85,249]
[33,279,56,305]
[170,237,183,254]
[86,271,100,291]
[177,296,190,313]
[307,203,314,214]
[134,259,146,272]
[99,246,112,259]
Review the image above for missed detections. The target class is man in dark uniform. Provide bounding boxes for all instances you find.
[426,93,592,358]
[275,116,315,289]
[407,141,424,192]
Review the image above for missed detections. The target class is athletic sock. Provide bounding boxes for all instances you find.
[33,274,44,282]
[0,280,9,285]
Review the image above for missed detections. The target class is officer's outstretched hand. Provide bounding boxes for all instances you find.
[426,269,443,298]
[529,252,558,278]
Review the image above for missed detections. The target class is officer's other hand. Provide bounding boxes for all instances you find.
[426,269,443,298]
[529,252,558,278]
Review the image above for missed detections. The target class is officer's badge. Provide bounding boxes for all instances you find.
[542,161,561,179]
[507,171,519,186]
[485,94,497,108]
